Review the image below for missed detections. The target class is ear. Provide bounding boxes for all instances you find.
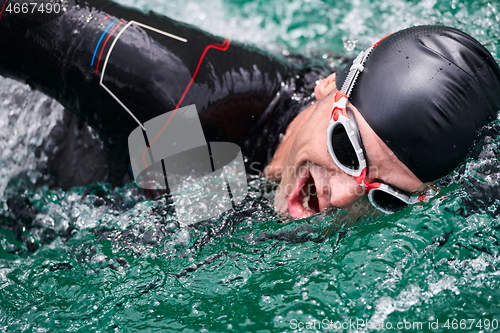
[314,73,337,101]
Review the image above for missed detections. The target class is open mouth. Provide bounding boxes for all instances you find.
[288,168,321,219]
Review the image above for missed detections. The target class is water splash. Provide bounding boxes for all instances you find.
[1,0,500,332]
[343,39,358,51]
[0,78,64,195]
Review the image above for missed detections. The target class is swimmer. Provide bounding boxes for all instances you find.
[266,26,500,218]
[1,0,499,219]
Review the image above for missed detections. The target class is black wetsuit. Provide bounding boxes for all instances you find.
[0,0,327,187]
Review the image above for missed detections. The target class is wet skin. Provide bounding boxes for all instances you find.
[265,74,425,219]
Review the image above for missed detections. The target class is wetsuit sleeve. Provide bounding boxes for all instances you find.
[0,0,300,183]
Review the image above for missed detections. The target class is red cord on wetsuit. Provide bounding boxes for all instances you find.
[140,38,232,173]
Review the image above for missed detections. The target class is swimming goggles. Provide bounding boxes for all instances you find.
[326,47,434,213]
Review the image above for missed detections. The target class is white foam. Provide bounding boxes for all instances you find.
[0,78,64,195]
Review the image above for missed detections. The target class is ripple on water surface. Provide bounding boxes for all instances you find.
[2,0,500,332]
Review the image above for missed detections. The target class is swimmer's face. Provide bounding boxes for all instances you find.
[265,73,424,219]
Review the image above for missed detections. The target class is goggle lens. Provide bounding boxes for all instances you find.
[370,189,409,213]
[331,124,360,170]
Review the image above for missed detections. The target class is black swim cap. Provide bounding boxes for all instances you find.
[337,25,500,182]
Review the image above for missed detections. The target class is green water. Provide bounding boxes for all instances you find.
[2,0,500,332]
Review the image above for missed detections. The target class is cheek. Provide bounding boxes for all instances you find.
[308,125,335,166]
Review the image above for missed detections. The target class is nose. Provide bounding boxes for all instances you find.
[327,172,366,208]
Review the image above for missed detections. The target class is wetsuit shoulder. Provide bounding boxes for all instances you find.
[0,0,318,185]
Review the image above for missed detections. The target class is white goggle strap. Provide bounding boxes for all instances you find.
[340,46,374,97]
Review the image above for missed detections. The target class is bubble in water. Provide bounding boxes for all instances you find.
[343,39,358,51]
